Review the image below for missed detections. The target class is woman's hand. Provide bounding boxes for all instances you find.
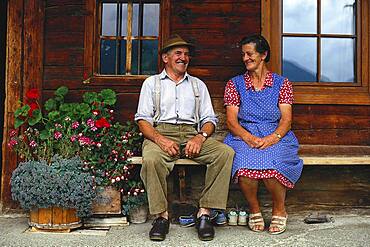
[243,134,264,148]
[258,134,280,149]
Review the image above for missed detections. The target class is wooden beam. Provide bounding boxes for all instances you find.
[1,0,45,210]
[1,0,24,210]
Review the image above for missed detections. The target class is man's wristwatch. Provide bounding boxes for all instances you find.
[198,131,208,139]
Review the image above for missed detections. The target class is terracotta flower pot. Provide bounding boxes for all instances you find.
[129,205,148,224]
[92,186,122,215]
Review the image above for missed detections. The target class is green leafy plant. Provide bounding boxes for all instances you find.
[8,86,143,192]
[11,156,96,217]
[122,180,148,215]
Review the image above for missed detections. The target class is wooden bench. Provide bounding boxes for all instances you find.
[129,145,370,202]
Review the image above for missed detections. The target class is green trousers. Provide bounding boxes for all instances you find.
[140,123,235,215]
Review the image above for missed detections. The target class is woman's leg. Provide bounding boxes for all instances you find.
[239,176,265,231]
[262,178,287,216]
[263,178,287,233]
[238,176,260,214]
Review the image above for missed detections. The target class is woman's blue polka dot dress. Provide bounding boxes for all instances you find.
[224,73,303,184]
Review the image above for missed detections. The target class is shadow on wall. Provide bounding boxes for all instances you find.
[0,0,8,191]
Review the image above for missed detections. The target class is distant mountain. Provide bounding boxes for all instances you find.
[283,60,332,82]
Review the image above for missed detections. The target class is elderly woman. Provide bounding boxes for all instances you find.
[223,34,303,234]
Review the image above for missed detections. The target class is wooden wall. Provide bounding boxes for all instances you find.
[2,0,369,210]
[42,0,370,146]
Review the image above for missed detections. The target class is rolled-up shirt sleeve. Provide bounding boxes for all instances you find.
[134,77,155,125]
[197,78,218,128]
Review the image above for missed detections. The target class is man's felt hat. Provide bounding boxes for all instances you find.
[160,34,195,54]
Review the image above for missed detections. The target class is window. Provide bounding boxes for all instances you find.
[99,0,160,75]
[84,0,169,83]
[282,0,356,83]
[262,0,370,104]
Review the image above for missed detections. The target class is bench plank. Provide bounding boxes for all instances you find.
[129,155,370,166]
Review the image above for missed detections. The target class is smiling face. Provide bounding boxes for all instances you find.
[242,43,267,72]
[162,46,190,78]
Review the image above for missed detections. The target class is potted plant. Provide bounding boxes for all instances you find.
[11,156,96,229]
[8,87,97,230]
[122,181,148,224]
[8,86,142,229]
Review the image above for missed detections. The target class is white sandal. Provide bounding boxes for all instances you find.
[248,212,265,232]
[269,215,288,235]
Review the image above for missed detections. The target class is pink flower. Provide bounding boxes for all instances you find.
[92,110,99,115]
[125,150,132,157]
[9,129,18,137]
[70,135,77,142]
[86,119,95,127]
[8,139,18,148]
[71,121,79,129]
[78,136,92,146]
[91,126,98,131]
[29,140,37,148]
[96,142,102,148]
[54,131,62,139]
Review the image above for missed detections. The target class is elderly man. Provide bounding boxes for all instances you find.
[135,35,234,241]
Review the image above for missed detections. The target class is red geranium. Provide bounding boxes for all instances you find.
[95,118,111,128]
[28,102,39,116]
[26,89,39,100]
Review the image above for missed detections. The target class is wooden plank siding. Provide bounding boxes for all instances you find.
[1,0,369,210]
[2,0,44,209]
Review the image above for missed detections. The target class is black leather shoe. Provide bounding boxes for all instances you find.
[149,217,170,241]
[195,215,215,241]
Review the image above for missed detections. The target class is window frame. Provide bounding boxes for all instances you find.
[84,0,170,86]
[261,0,370,105]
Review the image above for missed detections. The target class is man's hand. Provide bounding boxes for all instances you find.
[184,134,205,158]
[155,135,180,156]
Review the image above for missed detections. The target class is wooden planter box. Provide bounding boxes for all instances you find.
[92,186,121,215]
[29,207,82,232]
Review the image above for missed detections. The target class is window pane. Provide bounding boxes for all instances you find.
[321,0,356,35]
[102,3,117,36]
[143,4,160,36]
[120,4,128,36]
[119,40,127,74]
[282,37,317,82]
[141,40,158,74]
[131,39,139,74]
[283,0,317,34]
[321,38,355,82]
[100,39,116,74]
[132,4,139,36]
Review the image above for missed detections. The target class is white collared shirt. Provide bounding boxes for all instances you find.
[135,69,218,127]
